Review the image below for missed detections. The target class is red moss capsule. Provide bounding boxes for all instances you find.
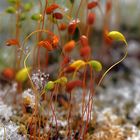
[106,1,112,13]
[68,22,76,35]
[87,12,96,25]
[53,12,63,20]
[66,80,83,93]
[59,23,67,31]
[80,46,91,59]
[64,66,76,73]
[87,1,98,9]
[2,68,15,80]
[46,4,59,14]
[6,39,19,46]
[80,35,89,47]
[63,40,75,53]
[68,19,80,35]
[38,40,53,51]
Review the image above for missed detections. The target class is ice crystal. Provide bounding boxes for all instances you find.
[0,121,25,140]
[31,70,49,91]
[0,99,12,121]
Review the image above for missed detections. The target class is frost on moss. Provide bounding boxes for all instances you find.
[0,122,25,140]
[0,99,12,121]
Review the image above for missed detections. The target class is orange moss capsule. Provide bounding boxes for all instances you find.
[52,35,59,48]
[66,80,83,93]
[6,39,19,46]
[80,35,89,47]
[46,3,59,14]
[38,40,53,51]
[59,23,67,31]
[87,12,96,25]
[53,12,63,20]
[80,46,91,58]
[63,40,76,53]
[87,1,98,9]
[2,68,15,80]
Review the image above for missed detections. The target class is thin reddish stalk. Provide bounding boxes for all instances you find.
[82,66,95,139]
[47,85,59,136]
[37,1,48,70]
[67,91,72,138]
[75,0,84,20]
[78,66,87,139]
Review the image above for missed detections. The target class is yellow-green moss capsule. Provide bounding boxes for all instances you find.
[6,6,16,14]
[23,2,33,11]
[45,81,55,91]
[7,0,17,4]
[70,60,86,69]
[108,31,127,44]
[88,60,102,72]
[16,67,31,82]
[19,13,26,21]
[31,13,42,21]
[55,76,68,85]
[70,0,74,4]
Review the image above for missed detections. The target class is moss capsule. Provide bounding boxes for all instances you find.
[46,4,59,14]
[80,35,89,47]
[55,76,68,85]
[59,23,67,31]
[31,13,42,21]
[6,39,19,46]
[88,60,102,72]
[108,31,126,44]
[63,40,75,53]
[68,22,76,35]
[7,0,17,4]
[70,60,86,69]
[80,46,91,59]
[53,12,63,20]
[45,81,55,91]
[66,80,83,92]
[23,2,33,11]
[16,67,31,82]
[6,7,16,14]
[38,40,53,51]
[2,68,15,80]
[87,12,96,25]
[87,1,98,9]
